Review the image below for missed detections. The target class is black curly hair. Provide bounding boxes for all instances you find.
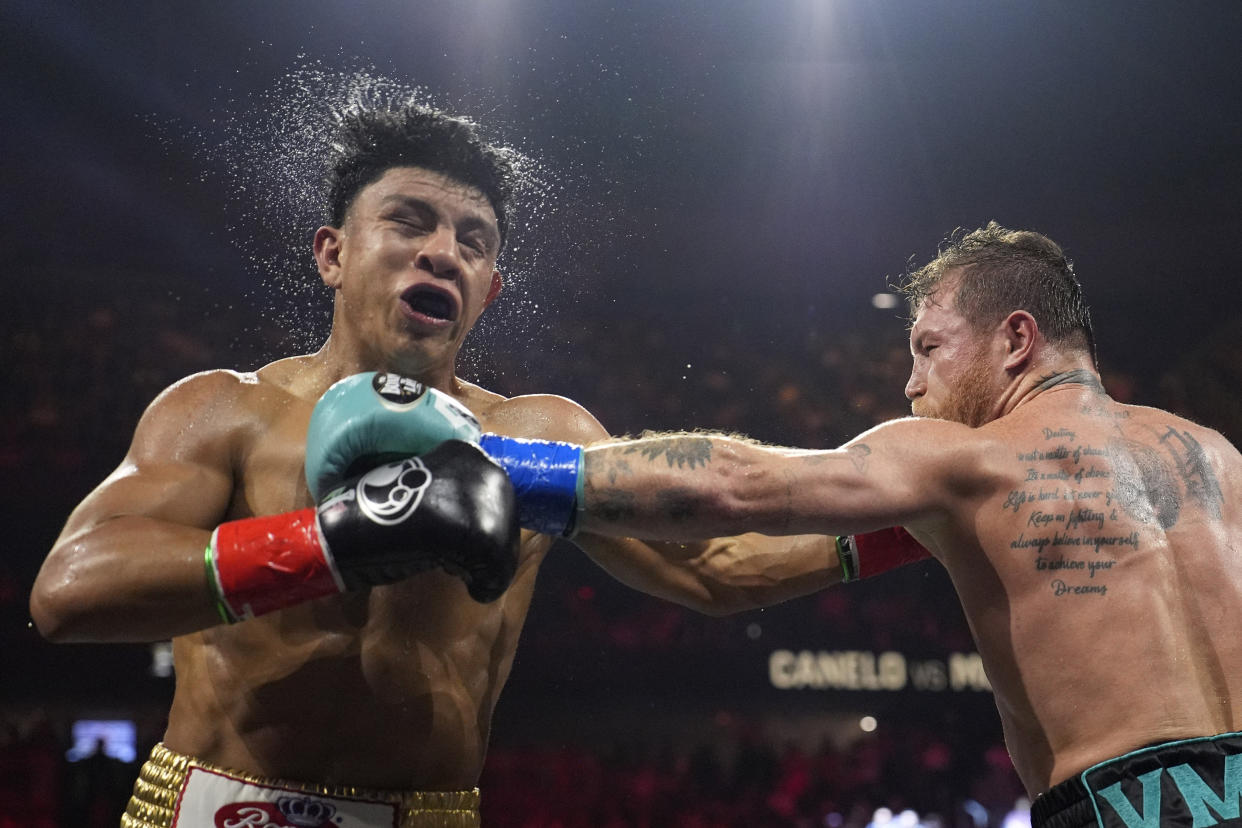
[325,103,518,249]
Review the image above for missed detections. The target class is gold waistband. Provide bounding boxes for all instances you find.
[122,742,480,828]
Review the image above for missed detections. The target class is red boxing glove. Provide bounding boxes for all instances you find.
[835,526,931,582]
[206,508,343,622]
[204,442,520,623]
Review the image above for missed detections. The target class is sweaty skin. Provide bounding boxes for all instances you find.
[30,166,837,790]
[575,282,1242,795]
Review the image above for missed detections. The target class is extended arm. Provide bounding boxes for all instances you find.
[576,420,965,540]
[571,423,943,609]
[519,406,850,615]
[304,374,937,613]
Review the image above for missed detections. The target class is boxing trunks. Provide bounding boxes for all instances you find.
[122,743,480,828]
[1031,732,1242,828]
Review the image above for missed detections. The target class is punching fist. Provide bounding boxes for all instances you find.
[306,371,584,536]
[306,372,482,500]
[207,441,520,620]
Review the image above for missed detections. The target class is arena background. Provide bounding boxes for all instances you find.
[3,2,1242,825]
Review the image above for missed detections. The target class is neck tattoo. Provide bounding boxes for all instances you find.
[1033,369,1105,394]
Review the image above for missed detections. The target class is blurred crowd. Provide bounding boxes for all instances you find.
[3,268,1240,826]
[480,729,1026,828]
[0,707,1023,828]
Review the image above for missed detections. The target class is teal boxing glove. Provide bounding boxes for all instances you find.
[305,372,482,500]
[305,372,584,536]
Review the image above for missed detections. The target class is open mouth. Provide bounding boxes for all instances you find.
[400,284,460,324]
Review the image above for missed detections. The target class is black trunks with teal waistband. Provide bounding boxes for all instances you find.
[1031,732,1242,828]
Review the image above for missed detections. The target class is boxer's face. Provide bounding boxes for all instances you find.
[317,166,502,372]
[904,279,1005,427]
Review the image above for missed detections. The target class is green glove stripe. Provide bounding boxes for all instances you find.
[835,535,859,583]
[203,540,238,624]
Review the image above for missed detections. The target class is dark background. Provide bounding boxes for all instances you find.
[7,2,1242,368]
[3,2,1242,825]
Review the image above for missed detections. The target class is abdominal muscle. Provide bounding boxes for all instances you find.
[162,571,516,790]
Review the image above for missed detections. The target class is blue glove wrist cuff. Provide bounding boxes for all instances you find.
[479,434,583,537]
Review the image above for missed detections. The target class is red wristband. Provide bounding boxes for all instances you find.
[207,508,343,622]
[838,526,932,582]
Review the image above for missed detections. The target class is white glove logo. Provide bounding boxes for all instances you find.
[373,372,426,406]
[356,458,432,526]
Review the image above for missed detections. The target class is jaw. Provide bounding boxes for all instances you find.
[913,378,999,427]
[384,323,466,379]
[324,303,460,383]
[327,285,491,385]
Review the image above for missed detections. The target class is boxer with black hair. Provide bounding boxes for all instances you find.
[30,102,923,828]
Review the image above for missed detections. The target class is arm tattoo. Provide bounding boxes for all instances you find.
[605,457,633,485]
[591,487,638,523]
[654,488,700,522]
[622,437,713,469]
[847,443,872,473]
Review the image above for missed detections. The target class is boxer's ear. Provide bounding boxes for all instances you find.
[315,226,345,289]
[483,270,503,309]
[1001,310,1038,371]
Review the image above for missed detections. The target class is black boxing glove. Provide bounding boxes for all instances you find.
[205,441,520,621]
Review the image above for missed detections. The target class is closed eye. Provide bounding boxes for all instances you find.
[393,217,431,233]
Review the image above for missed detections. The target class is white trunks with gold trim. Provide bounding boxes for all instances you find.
[122,743,480,828]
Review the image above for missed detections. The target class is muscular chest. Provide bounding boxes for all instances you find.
[231,400,316,519]
[232,396,523,517]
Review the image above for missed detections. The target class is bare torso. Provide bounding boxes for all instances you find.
[37,353,840,791]
[922,384,1242,792]
[161,357,559,789]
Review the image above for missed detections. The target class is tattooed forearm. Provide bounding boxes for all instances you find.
[621,436,714,469]
[654,488,701,522]
[581,431,845,537]
[591,488,638,523]
[605,457,633,485]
